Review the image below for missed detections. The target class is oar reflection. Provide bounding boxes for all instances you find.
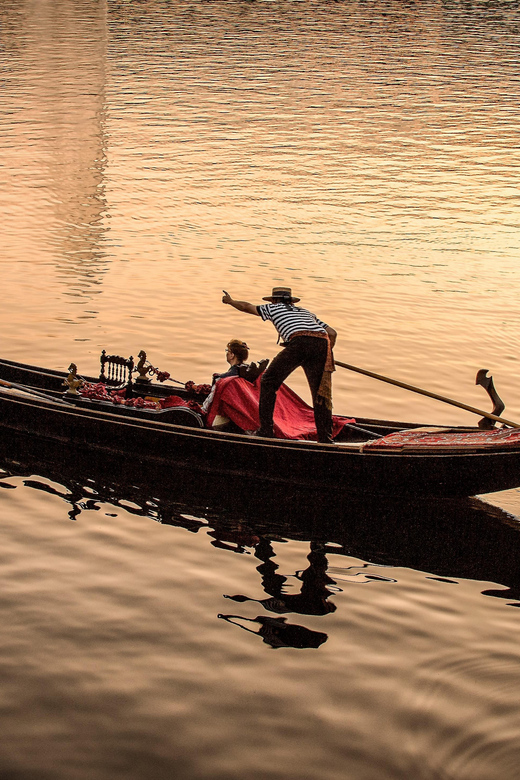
[217,614,328,650]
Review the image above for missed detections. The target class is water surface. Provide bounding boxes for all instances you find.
[2,1,520,778]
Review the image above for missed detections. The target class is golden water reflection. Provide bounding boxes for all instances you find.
[2,0,520,431]
[1,0,109,308]
[3,5,520,778]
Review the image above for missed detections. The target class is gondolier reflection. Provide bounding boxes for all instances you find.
[222,287,337,443]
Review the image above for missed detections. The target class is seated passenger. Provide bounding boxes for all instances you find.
[212,339,249,382]
[202,339,250,428]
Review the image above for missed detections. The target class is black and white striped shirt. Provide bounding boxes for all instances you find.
[257,303,328,343]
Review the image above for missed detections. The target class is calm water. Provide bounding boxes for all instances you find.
[2,0,520,777]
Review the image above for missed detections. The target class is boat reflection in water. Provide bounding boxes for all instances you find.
[2,434,520,651]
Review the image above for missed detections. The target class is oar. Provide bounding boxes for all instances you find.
[334,359,520,429]
[0,378,70,405]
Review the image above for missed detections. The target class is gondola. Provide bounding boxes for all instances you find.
[1,355,520,498]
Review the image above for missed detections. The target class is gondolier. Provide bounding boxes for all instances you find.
[222,287,337,442]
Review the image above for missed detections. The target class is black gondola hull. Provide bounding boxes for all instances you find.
[1,385,520,498]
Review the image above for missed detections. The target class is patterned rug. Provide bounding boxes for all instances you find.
[363,426,520,452]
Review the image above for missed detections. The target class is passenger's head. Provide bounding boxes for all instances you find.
[226,339,249,365]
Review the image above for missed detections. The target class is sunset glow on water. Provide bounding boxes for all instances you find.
[2,1,520,778]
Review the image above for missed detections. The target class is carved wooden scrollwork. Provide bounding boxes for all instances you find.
[476,369,505,429]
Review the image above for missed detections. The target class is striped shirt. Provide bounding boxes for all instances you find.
[257,303,328,343]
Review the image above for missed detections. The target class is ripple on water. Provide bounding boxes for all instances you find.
[3,1,520,778]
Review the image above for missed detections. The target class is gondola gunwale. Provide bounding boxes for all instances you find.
[0,355,459,435]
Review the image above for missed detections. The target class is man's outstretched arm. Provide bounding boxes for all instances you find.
[222,291,260,316]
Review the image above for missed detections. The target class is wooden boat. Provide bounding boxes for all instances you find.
[2,355,520,498]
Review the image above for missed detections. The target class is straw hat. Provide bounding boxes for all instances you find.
[262,286,300,303]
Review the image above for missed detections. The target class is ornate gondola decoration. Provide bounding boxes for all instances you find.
[99,350,134,395]
[134,350,153,384]
[476,369,506,429]
[63,363,84,395]
[134,350,184,385]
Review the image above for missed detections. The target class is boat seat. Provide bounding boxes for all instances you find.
[159,406,205,427]
[238,359,269,383]
[99,350,134,394]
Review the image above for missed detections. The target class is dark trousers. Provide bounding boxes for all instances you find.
[258,336,333,443]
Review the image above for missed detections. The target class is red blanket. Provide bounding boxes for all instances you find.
[206,376,353,440]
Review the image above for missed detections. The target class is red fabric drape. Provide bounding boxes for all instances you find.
[206,376,354,440]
